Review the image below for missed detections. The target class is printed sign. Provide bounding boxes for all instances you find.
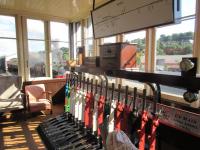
[157,103,200,138]
[134,98,200,137]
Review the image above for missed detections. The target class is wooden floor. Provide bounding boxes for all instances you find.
[0,104,64,150]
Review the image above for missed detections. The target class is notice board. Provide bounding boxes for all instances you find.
[91,0,181,38]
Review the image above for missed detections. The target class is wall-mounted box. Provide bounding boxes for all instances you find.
[100,42,137,69]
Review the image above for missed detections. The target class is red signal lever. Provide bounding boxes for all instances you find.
[138,89,148,150]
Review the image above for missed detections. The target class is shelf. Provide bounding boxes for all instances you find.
[75,67,200,91]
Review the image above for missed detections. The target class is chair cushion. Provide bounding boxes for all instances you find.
[25,84,46,102]
[29,99,51,112]
[0,97,24,112]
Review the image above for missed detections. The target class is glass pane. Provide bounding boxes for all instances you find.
[0,39,18,75]
[50,22,69,41]
[28,40,46,77]
[76,22,82,42]
[85,39,94,57]
[123,30,146,71]
[27,19,44,40]
[103,36,116,44]
[87,17,93,38]
[160,85,185,96]
[51,42,70,77]
[0,15,16,38]
[77,41,82,47]
[156,19,194,74]
[181,0,196,17]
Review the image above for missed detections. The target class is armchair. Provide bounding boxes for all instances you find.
[25,84,52,114]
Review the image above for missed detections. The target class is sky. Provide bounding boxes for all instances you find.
[0,18,69,58]
[0,0,197,58]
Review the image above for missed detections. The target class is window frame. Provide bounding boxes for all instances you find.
[25,18,47,79]
[148,0,200,106]
[84,17,95,57]
[22,17,70,80]
[0,15,19,76]
[50,21,70,78]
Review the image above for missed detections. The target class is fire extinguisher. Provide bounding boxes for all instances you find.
[138,89,148,150]
[115,84,124,131]
[84,78,94,129]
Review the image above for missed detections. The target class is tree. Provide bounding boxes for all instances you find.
[157,40,165,55]
[131,38,145,52]
[157,32,194,55]
[60,47,69,60]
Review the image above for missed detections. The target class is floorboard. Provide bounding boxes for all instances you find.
[0,104,64,150]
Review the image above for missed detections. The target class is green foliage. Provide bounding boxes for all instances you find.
[157,40,165,55]
[130,32,194,56]
[131,38,145,52]
[60,47,70,60]
[157,32,194,55]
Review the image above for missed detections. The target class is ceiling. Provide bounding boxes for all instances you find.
[0,0,109,21]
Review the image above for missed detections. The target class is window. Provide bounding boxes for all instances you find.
[73,22,82,60]
[0,15,18,75]
[85,17,94,57]
[156,20,195,74]
[123,30,146,71]
[27,19,46,78]
[156,0,196,74]
[50,22,69,77]
[121,31,146,89]
[76,22,82,47]
[102,36,116,44]
[155,0,196,95]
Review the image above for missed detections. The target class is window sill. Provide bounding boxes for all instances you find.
[161,92,200,109]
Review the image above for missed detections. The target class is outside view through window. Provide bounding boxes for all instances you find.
[50,22,69,77]
[124,31,146,71]
[27,20,70,78]
[156,0,196,95]
[27,19,46,78]
[85,17,94,57]
[0,15,18,75]
[123,31,146,89]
